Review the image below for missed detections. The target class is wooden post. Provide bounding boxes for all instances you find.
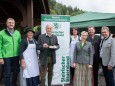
[27,0,34,27]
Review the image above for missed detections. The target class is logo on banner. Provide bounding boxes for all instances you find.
[53,23,64,36]
[53,23,60,30]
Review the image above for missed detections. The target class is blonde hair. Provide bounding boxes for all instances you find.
[81,31,88,35]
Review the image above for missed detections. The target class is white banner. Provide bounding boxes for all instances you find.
[41,15,70,85]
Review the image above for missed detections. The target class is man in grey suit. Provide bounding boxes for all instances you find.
[100,26,115,86]
[38,24,60,86]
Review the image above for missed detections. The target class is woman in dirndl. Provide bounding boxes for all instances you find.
[73,31,94,86]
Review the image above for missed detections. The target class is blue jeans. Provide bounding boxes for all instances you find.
[4,57,20,86]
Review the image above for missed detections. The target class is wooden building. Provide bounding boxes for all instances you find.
[0,0,50,30]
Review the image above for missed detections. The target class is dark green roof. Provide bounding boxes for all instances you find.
[70,12,115,28]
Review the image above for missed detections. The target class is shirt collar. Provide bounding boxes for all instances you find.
[79,41,87,48]
[104,35,111,40]
[89,34,95,39]
[71,35,78,40]
[46,33,52,37]
[7,28,14,35]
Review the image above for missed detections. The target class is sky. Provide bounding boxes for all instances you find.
[56,0,115,13]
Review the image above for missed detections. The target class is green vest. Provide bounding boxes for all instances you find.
[0,29,21,58]
[47,36,52,57]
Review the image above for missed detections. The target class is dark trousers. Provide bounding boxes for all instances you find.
[70,67,75,84]
[40,57,54,86]
[0,64,4,81]
[4,57,20,86]
[93,61,99,86]
[26,76,39,86]
[113,67,115,84]
[100,58,115,86]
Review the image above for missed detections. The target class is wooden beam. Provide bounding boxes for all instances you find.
[27,0,34,27]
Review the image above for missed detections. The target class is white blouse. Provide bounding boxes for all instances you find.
[70,35,79,67]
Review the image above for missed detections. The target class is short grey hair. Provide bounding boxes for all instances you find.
[101,26,110,32]
[45,23,53,29]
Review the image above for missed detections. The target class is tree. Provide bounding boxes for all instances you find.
[48,0,85,16]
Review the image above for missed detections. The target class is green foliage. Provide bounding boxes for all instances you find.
[48,0,85,16]
[33,25,41,32]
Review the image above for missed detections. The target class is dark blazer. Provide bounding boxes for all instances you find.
[38,33,60,65]
[19,38,37,60]
[87,35,101,63]
[74,41,93,65]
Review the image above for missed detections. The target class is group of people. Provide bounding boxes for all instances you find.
[0,18,60,86]
[0,17,115,86]
[70,26,115,86]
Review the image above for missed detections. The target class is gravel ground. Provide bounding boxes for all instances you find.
[98,74,105,86]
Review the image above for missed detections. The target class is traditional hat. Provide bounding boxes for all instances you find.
[24,27,35,34]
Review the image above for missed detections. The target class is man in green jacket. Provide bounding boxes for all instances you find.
[0,18,21,86]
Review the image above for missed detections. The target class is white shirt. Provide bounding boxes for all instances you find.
[70,35,79,67]
[7,28,14,36]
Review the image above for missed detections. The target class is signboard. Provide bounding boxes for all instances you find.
[41,14,70,85]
